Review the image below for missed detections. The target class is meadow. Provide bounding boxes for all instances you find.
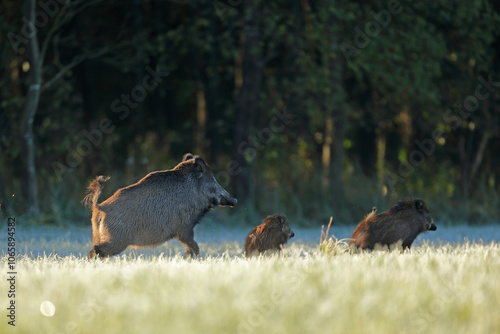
[1,222,500,334]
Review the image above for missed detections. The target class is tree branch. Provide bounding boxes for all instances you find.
[41,46,109,92]
[40,0,104,64]
[39,1,70,63]
[470,132,491,178]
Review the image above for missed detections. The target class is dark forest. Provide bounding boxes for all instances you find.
[1,0,499,226]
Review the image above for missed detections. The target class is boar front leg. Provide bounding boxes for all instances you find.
[178,229,200,259]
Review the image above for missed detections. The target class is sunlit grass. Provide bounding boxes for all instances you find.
[1,236,499,334]
[319,217,352,256]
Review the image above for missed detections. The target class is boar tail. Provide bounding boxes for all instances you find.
[82,176,110,209]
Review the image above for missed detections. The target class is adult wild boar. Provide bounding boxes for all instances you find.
[83,153,237,259]
[349,198,436,250]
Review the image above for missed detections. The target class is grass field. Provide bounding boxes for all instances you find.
[1,222,500,334]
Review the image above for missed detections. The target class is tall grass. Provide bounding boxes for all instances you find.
[319,217,351,256]
[1,239,499,334]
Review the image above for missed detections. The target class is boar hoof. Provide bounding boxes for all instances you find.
[183,251,198,260]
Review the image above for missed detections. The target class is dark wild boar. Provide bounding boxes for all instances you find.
[349,198,436,250]
[244,214,295,256]
[83,153,237,259]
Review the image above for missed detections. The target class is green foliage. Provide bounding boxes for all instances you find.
[0,0,499,224]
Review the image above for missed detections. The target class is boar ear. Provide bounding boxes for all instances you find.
[279,215,286,225]
[416,199,425,213]
[183,153,195,162]
[193,157,206,178]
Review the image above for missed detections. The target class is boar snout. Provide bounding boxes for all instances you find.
[220,196,237,207]
[290,231,295,238]
[426,218,437,231]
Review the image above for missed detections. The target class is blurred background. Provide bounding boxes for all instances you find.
[0,0,499,226]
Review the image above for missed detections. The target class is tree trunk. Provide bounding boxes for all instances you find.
[206,9,219,162]
[459,129,491,204]
[232,0,263,200]
[399,106,412,153]
[20,0,41,216]
[376,126,386,183]
[325,34,346,196]
[193,80,208,155]
[330,108,346,195]
[322,107,345,200]
[322,116,333,188]
[133,0,147,176]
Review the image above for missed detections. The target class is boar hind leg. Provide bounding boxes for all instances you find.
[178,230,200,259]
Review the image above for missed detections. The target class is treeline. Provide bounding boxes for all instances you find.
[0,0,499,225]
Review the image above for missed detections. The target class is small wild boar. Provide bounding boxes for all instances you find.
[83,153,237,259]
[244,214,295,256]
[349,198,436,250]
